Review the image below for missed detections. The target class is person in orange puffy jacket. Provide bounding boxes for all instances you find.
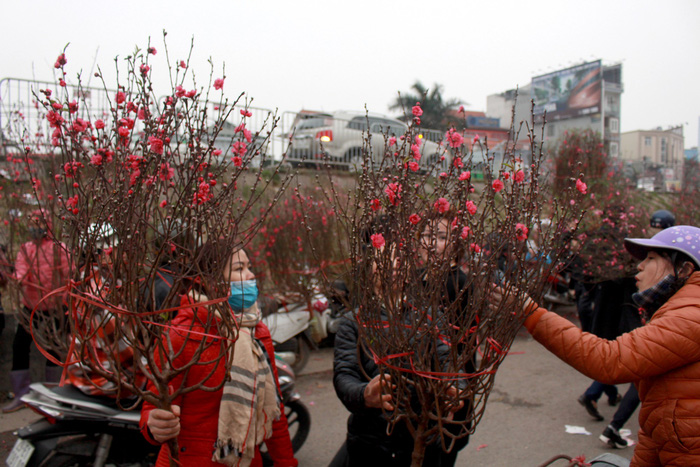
[500,226,700,466]
[141,246,298,467]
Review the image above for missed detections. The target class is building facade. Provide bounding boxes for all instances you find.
[621,126,685,188]
[486,61,623,158]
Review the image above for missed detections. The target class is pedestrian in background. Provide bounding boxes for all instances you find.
[3,210,70,413]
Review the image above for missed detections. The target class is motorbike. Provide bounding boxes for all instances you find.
[262,280,351,372]
[8,354,310,467]
[262,299,318,373]
[261,355,311,466]
[7,384,156,467]
[542,270,576,310]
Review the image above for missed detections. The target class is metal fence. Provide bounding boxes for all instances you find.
[0,77,114,157]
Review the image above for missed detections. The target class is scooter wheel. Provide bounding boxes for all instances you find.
[292,338,311,374]
[286,400,311,452]
[261,399,311,466]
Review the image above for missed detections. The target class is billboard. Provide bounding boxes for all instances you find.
[466,116,500,128]
[532,60,602,121]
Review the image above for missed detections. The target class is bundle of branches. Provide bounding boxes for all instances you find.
[251,184,348,309]
[317,108,585,465]
[18,36,290,463]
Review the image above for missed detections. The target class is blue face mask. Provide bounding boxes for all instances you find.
[228,280,259,311]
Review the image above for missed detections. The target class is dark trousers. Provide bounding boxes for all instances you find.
[12,310,58,370]
[610,384,640,430]
[584,380,618,403]
[345,435,451,467]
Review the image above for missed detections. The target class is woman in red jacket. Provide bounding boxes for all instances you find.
[141,247,298,467]
[505,226,700,466]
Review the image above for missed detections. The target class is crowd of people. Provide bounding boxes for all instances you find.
[1,205,700,467]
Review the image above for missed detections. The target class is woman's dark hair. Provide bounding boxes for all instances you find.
[656,249,698,278]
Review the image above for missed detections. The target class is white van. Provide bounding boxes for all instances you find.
[287,111,444,171]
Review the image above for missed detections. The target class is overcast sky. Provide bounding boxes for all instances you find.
[2,0,698,148]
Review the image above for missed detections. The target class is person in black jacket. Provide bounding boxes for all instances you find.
[333,217,465,466]
[418,213,474,465]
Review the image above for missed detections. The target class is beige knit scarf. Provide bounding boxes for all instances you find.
[213,302,280,466]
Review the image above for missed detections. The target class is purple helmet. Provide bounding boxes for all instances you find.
[624,225,700,269]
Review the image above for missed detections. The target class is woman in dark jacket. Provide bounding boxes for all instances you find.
[333,216,464,467]
[334,309,454,466]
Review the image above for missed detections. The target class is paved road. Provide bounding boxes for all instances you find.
[2,307,638,466]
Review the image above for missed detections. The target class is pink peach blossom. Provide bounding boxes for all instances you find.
[54,53,67,68]
[434,197,450,214]
[411,144,421,160]
[385,183,402,206]
[232,141,247,156]
[576,179,587,194]
[515,223,529,242]
[148,136,164,155]
[465,200,477,215]
[445,128,464,148]
[371,233,385,249]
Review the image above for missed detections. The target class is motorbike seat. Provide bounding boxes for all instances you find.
[50,384,141,410]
